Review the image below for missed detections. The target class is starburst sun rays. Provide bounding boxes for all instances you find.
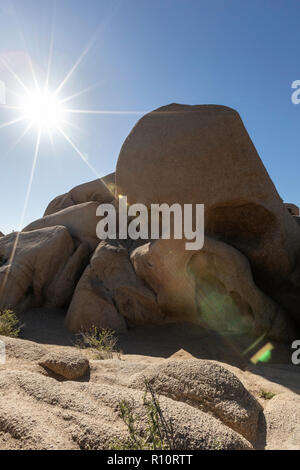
[0,30,144,227]
[0,27,145,305]
[0,48,143,173]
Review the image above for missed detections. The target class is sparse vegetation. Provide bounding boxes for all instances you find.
[76,325,120,359]
[211,439,224,450]
[110,380,186,450]
[259,389,275,400]
[0,309,21,337]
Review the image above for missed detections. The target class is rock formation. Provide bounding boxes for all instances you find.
[0,104,299,340]
[39,350,90,380]
[128,359,261,444]
[44,178,114,216]
[285,202,300,216]
[0,226,89,312]
[131,238,295,341]
[65,240,164,333]
[116,104,300,329]
[23,202,101,252]
[1,103,299,451]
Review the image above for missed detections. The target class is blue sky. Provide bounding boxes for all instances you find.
[0,0,299,233]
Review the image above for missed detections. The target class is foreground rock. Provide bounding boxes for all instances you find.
[39,351,89,380]
[0,226,89,312]
[44,178,114,216]
[116,104,300,326]
[65,241,165,333]
[0,335,89,380]
[132,238,294,340]
[0,335,47,361]
[1,333,299,450]
[129,359,261,445]
[0,368,252,450]
[0,335,256,450]
[264,392,300,450]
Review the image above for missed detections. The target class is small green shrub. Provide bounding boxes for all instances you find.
[259,390,275,400]
[211,439,224,450]
[110,380,184,450]
[0,309,21,337]
[76,326,119,359]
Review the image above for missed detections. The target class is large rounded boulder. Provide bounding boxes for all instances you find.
[44,177,114,216]
[0,226,89,312]
[131,238,295,341]
[116,103,300,326]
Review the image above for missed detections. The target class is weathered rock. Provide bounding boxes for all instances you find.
[168,348,194,360]
[44,178,114,216]
[23,202,100,251]
[0,366,252,450]
[101,172,116,196]
[131,238,295,340]
[65,264,127,333]
[0,335,47,361]
[0,226,88,312]
[65,240,165,333]
[39,351,89,380]
[129,359,261,444]
[0,231,4,238]
[294,216,300,227]
[264,392,300,450]
[45,242,90,308]
[1,336,90,380]
[2,333,299,450]
[285,203,299,216]
[116,104,300,325]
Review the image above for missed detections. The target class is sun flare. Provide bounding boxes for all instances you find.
[19,89,64,132]
[0,28,144,225]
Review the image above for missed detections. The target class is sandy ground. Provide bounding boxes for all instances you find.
[16,307,300,396]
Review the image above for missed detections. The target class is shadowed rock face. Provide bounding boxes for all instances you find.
[65,240,165,333]
[131,238,295,341]
[285,203,300,216]
[0,226,89,312]
[116,103,300,326]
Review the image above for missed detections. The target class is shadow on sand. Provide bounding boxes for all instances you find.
[19,307,300,395]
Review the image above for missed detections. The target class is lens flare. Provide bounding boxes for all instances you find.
[250,342,274,364]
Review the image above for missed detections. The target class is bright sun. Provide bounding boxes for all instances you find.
[19,90,64,132]
[0,29,144,233]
